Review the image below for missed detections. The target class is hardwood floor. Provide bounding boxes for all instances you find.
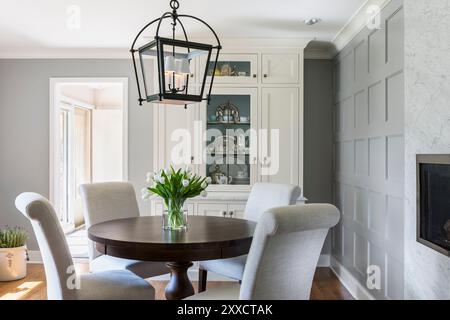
[0,263,352,300]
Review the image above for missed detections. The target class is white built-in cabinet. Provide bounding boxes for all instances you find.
[260,87,299,185]
[149,40,307,217]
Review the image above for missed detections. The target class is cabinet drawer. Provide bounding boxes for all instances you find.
[197,203,228,217]
[227,204,246,219]
[262,54,299,84]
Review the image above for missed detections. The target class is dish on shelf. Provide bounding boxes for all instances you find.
[220,64,232,76]
[215,101,240,123]
[207,135,236,154]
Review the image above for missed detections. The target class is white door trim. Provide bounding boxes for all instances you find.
[49,77,129,208]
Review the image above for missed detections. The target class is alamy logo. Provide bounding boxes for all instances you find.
[66,265,81,290]
[366,265,381,290]
[66,5,81,30]
[169,122,280,176]
[366,5,382,30]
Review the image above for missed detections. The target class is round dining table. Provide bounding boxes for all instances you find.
[88,216,256,300]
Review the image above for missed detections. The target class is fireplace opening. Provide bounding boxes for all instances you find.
[417,155,450,256]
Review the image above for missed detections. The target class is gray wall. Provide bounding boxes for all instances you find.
[0,59,153,250]
[304,59,334,257]
[304,59,333,204]
[332,0,404,299]
[404,0,450,299]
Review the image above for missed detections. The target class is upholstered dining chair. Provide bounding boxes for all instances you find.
[187,204,340,300]
[15,193,155,300]
[79,182,169,278]
[198,182,301,291]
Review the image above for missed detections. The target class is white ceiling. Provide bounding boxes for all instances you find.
[0,0,366,52]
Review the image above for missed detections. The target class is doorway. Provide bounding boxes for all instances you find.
[50,78,128,254]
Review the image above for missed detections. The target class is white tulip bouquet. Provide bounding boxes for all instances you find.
[142,166,211,229]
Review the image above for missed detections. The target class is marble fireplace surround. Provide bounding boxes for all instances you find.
[404,0,450,300]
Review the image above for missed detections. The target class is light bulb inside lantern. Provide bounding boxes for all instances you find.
[175,58,190,75]
[164,56,176,74]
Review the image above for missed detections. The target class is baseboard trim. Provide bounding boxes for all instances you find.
[318,254,330,267]
[330,256,374,300]
[27,250,42,264]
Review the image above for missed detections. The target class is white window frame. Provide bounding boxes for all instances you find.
[49,78,129,223]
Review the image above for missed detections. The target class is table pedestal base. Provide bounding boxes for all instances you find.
[165,262,194,300]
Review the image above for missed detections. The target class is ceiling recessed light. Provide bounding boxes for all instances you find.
[304,18,321,26]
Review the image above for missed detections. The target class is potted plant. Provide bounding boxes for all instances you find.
[142,166,211,230]
[0,227,28,281]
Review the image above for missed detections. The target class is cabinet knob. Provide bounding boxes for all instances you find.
[190,74,194,78]
[229,211,234,218]
[263,74,268,78]
[253,74,257,78]
[222,211,227,217]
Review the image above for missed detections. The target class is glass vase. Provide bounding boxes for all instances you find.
[162,198,187,230]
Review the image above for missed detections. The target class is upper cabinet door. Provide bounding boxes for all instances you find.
[260,87,299,185]
[202,54,258,84]
[262,54,299,84]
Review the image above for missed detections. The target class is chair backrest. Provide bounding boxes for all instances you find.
[240,204,340,300]
[244,183,301,222]
[15,193,76,300]
[79,182,140,260]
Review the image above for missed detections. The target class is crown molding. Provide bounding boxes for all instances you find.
[304,48,334,60]
[0,48,131,59]
[332,0,392,53]
[0,38,313,59]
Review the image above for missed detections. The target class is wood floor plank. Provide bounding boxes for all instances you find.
[0,264,352,300]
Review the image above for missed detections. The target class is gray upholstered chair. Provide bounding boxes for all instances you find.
[198,182,301,291]
[15,193,155,300]
[187,204,340,300]
[79,182,169,278]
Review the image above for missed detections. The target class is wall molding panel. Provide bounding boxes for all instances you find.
[332,0,404,300]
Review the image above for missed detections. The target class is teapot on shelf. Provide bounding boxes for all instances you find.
[211,164,233,185]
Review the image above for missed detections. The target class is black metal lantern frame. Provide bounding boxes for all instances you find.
[131,0,222,106]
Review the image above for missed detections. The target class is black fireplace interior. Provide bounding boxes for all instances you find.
[418,158,450,255]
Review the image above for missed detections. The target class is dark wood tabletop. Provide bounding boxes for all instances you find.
[88,216,256,300]
[88,216,256,262]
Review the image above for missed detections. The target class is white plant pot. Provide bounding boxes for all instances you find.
[0,246,27,281]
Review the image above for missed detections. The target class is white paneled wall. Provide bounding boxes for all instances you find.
[332,0,404,300]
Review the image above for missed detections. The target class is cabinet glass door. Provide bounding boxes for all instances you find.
[201,88,257,190]
[203,54,258,84]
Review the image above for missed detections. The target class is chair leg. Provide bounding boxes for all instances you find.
[198,269,207,293]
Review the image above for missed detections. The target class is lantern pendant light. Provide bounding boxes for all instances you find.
[131,0,222,107]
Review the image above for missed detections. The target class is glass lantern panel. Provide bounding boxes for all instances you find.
[161,43,209,97]
[139,41,159,99]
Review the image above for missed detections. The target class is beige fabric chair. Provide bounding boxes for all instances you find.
[79,182,169,278]
[198,183,301,289]
[15,193,155,300]
[187,204,340,300]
